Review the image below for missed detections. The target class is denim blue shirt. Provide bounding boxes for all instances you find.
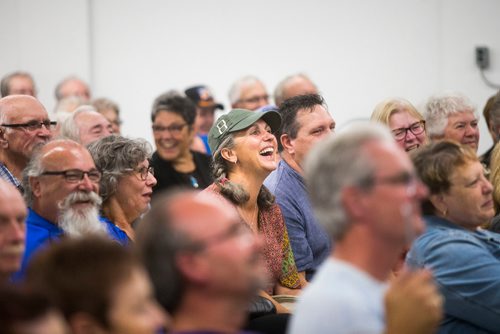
[406,215,500,333]
[264,159,331,281]
[13,208,129,281]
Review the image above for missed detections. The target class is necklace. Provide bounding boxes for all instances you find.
[238,205,259,232]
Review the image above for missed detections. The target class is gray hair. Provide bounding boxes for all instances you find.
[273,73,317,107]
[58,105,98,142]
[305,122,394,240]
[54,76,89,101]
[212,134,274,208]
[87,135,153,201]
[228,75,263,105]
[424,92,477,138]
[54,95,86,115]
[92,97,120,115]
[22,146,46,207]
[0,71,36,97]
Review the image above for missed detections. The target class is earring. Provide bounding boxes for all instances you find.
[442,208,448,217]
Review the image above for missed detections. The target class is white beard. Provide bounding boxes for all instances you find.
[57,191,108,238]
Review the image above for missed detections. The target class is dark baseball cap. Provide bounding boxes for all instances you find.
[185,85,224,110]
[208,108,281,153]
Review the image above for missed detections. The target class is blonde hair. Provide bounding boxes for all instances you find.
[371,97,424,125]
[490,141,500,212]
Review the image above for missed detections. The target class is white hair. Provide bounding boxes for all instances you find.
[424,91,477,138]
[57,191,107,238]
[228,75,263,105]
[58,105,98,142]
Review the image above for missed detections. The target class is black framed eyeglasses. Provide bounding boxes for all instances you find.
[124,166,154,181]
[391,121,425,141]
[40,169,101,183]
[1,120,57,132]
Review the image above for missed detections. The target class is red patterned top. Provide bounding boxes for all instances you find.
[204,183,301,294]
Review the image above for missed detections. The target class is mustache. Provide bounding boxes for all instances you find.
[0,244,25,256]
[58,191,102,211]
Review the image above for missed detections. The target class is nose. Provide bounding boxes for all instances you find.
[78,173,97,191]
[38,124,52,137]
[8,221,25,243]
[405,129,417,141]
[465,124,478,137]
[105,124,113,135]
[483,178,494,194]
[147,172,157,187]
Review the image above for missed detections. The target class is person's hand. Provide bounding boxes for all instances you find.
[385,269,443,334]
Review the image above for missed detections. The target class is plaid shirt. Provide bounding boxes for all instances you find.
[0,163,23,192]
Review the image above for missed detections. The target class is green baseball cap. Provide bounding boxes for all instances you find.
[208,108,281,153]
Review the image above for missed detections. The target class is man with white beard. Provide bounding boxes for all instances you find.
[13,139,128,279]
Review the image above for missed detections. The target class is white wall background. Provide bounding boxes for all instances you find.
[1,0,499,153]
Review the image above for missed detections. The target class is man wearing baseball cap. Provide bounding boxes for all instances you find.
[185,85,224,154]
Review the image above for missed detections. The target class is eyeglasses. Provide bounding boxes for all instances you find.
[391,121,425,141]
[364,171,419,195]
[152,123,188,135]
[1,120,57,131]
[40,169,101,183]
[238,94,269,105]
[124,166,154,181]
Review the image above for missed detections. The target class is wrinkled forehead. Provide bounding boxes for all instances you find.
[447,110,477,122]
[1,96,48,122]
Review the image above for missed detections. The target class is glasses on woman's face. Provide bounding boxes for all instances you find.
[152,123,188,136]
[124,166,154,181]
[391,121,425,141]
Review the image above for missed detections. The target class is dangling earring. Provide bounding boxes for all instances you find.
[442,208,448,217]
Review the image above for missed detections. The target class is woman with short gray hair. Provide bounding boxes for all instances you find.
[87,135,156,240]
[424,92,479,152]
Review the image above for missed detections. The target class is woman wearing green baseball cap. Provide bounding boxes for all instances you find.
[204,108,303,313]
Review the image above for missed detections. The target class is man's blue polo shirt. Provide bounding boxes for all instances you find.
[13,208,129,281]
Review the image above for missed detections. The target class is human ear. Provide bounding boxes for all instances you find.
[281,134,294,155]
[220,147,238,164]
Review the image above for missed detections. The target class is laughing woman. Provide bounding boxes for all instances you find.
[150,93,212,194]
[204,108,302,312]
[88,135,157,241]
[371,97,427,152]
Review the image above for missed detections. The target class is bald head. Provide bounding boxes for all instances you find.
[0,179,27,280]
[137,190,265,315]
[0,96,52,173]
[55,77,90,101]
[24,138,100,224]
[0,72,36,97]
[0,95,47,124]
[274,74,318,107]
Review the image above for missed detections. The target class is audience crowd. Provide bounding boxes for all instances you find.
[1,69,499,333]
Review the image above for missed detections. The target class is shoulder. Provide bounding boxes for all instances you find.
[192,150,212,164]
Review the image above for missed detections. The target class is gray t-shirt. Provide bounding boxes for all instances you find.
[289,258,387,334]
